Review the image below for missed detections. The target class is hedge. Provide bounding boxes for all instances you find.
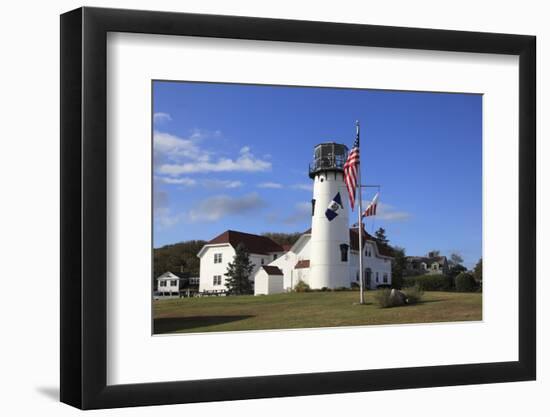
[455,272,477,292]
[403,274,452,291]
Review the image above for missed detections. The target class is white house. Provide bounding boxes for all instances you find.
[196,142,393,293]
[254,266,285,295]
[197,230,286,293]
[156,271,185,296]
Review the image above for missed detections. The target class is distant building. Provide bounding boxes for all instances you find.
[156,271,187,296]
[155,271,200,297]
[404,251,449,276]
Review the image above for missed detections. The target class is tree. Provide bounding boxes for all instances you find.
[262,232,302,246]
[391,246,406,289]
[153,239,206,290]
[473,258,483,282]
[448,263,467,280]
[224,243,254,295]
[449,252,464,267]
[374,227,389,245]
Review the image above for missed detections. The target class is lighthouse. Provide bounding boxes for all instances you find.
[308,142,351,289]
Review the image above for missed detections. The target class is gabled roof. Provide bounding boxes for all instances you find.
[206,230,284,255]
[157,271,188,280]
[349,228,394,258]
[261,265,284,275]
[295,259,310,269]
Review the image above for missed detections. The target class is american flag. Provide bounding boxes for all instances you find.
[362,192,379,217]
[344,132,360,210]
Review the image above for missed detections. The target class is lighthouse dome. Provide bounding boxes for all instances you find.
[309,142,348,178]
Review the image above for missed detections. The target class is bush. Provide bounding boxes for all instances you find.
[403,274,451,291]
[455,272,476,292]
[350,282,360,290]
[294,280,311,293]
[403,285,424,305]
[333,286,350,292]
[320,286,330,292]
[374,288,393,308]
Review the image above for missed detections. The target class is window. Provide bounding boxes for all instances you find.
[214,253,222,264]
[311,199,316,216]
[273,254,278,260]
[356,271,359,281]
[170,280,177,286]
[383,274,388,283]
[213,275,222,286]
[261,258,265,265]
[159,281,166,287]
[340,243,349,262]
[376,272,379,283]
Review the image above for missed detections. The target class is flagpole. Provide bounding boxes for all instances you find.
[356,120,365,305]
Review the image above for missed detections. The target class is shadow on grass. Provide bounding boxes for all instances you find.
[154,315,254,334]
[415,299,445,304]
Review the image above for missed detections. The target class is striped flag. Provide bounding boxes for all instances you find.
[344,132,360,210]
[362,192,379,217]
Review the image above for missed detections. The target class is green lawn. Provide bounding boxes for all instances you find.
[153,291,482,334]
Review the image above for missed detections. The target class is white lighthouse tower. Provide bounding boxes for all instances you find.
[309,142,351,289]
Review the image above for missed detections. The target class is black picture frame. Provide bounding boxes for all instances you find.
[60,6,536,410]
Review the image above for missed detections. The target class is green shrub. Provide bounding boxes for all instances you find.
[455,272,476,292]
[403,285,424,304]
[333,286,350,292]
[320,286,330,292]
[403,274,451,291]
[374,288,393,308]
[294,280,311,293]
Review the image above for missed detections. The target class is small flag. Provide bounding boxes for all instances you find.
[325,192,343,221]
[344,126,360,210]
[362,192,379,217]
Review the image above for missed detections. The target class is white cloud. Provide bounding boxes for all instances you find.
[154,207,183,229]
[258,182,283,189]
[157,176,197,186]
[189,193,266,222]
[283,202,311,224]
[292,183,313,192]
[153,112,172,124]
[203,179,243,189]
[153,191,183,229]
[154,131,210,162]
[240,146,251,154]
[189,128,222,141]
[362,201,411,222]
[158,152,271,175]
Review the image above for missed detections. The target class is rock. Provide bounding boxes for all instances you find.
[389,289,406,306]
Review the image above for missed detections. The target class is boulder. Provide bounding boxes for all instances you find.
[389,289,406,306]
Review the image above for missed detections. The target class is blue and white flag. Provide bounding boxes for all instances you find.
[325,192,343,221]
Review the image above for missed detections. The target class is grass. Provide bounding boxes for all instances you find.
[153,291,482,334]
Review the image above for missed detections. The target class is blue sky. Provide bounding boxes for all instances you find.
[153,81,482,268]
